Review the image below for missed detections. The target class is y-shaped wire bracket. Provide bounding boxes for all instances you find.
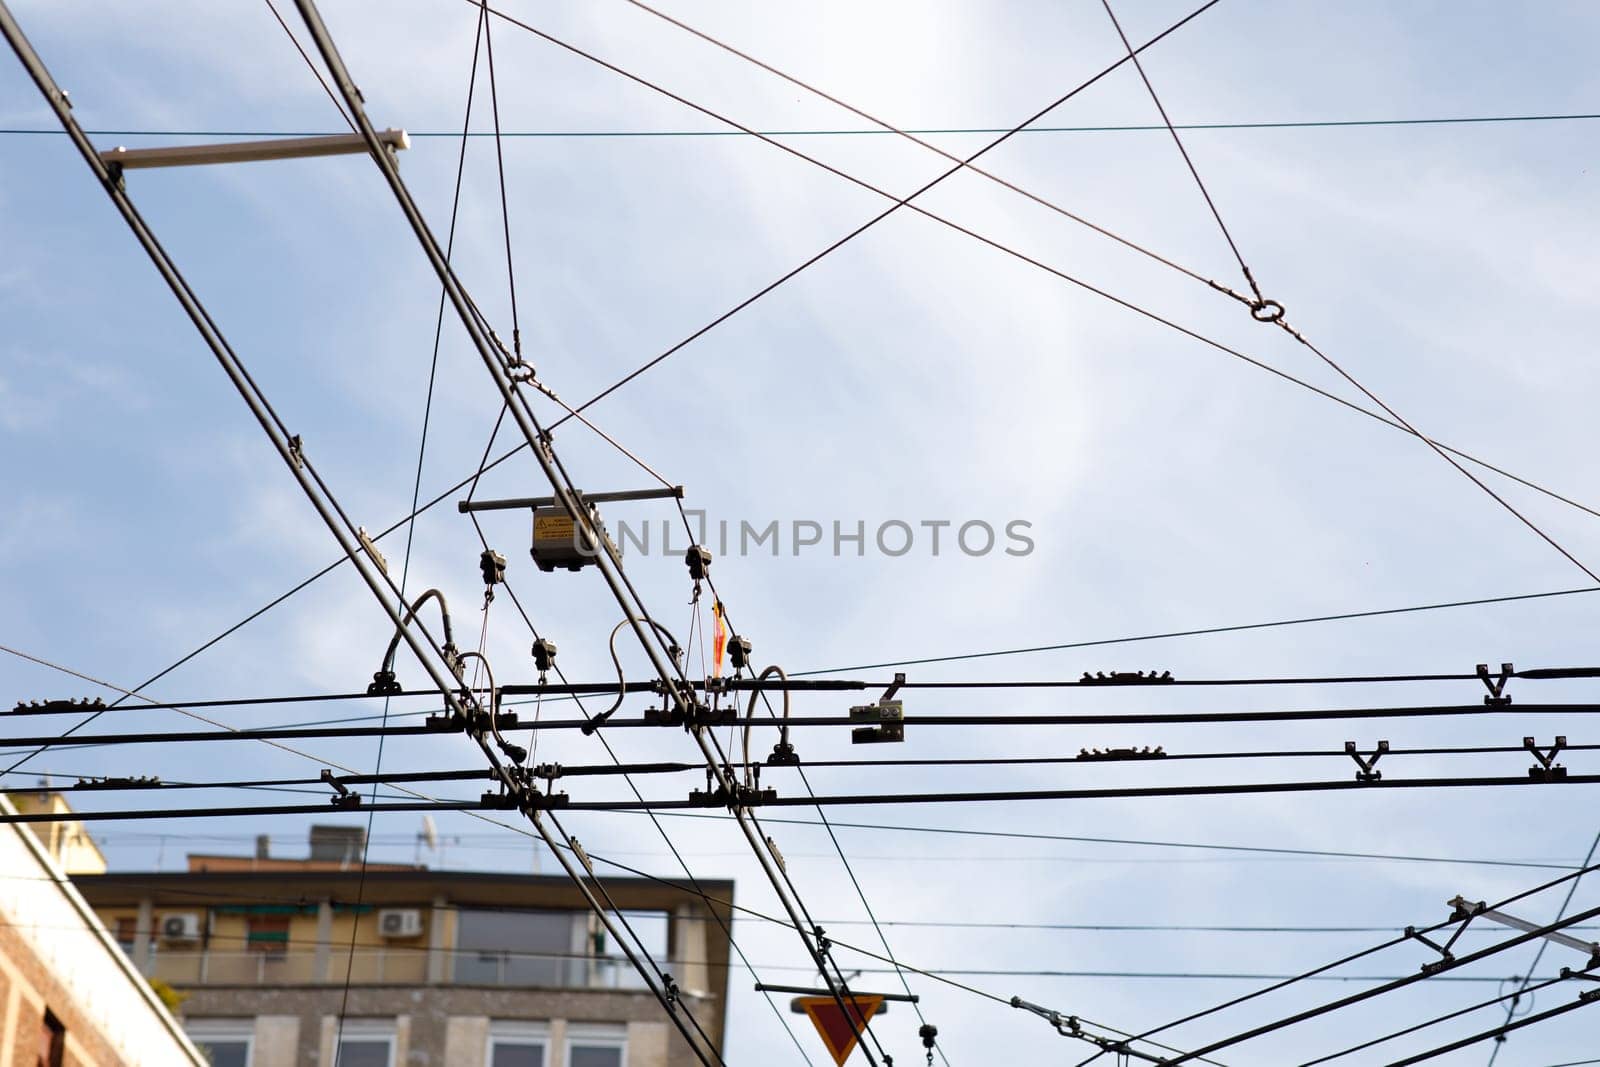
[1526,736,1568,781]
[1478,662,1514,706]
[1345,740,1389,782]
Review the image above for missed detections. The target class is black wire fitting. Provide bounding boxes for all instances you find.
[13,697,106,713]
[367,670,402,696]
[1345,740,1389,782]
[1478,662,1514,706]
[1526,736,1568,780]
[321,769,361,810]
[480,548,507,586]
[689,783,776,808]
[1080,670,1173,685]
[531,637,557,674]
[685,545,712,582]
[728,634,752,672]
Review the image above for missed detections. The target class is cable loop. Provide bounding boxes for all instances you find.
[1250,298,1286,323]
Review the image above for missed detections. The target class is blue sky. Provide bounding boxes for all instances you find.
[5,0,1600,1062]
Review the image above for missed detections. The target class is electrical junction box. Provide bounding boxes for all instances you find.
[530,505,620,572]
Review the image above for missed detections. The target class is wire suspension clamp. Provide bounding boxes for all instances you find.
[1479,662,1514,706]
[1345,740,1389,782]
[1526,736,1568,780]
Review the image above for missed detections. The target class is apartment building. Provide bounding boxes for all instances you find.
[72,825,733,1067]
[0,791,203,1066]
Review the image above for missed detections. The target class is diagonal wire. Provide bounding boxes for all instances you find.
[332,0,487,1039]
[1099,0,1258,297]
[1484,825,1600,1065]
[614,0,1230,298]
[456,412,813,1063]
[262,0,356,132]
[1097,0,1599,584]
[471,0,1600,579]
[483,0,1227,426]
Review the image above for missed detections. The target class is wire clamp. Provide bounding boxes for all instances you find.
[1478,662,1514,706]
[571,837,595,877]
[766,741,801,766]
[1080,670,1174,685]
[479,790,519,810]
[13,697,107,714]
[919,1023,938,1067]
[850,697,904,745]
[1077,746,1166,762]
[1410,899,1484,974]
[813,926,832,954]
[320,769,361,810]
[689,783,776,809]
[728,635,753,673]
[287,434,304,468]
[356,527,389,576]
[75,775,159,790]
[1345,740,1389,782]
[1525,736,1568,781]
[366,670,402,697]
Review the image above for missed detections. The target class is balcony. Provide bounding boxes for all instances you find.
[133,947,648,990]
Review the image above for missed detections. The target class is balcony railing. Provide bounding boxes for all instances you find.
[134,947,647,990]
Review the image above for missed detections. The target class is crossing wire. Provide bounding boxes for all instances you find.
[468,0,1600,548]
[1484,825,1600,1066]
[7,111,1600,139]
[323,0,491,1044]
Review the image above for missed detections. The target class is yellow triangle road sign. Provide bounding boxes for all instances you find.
[797,994,885,1065]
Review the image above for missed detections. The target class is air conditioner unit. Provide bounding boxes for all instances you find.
[378,909,423,938]
[160,913,202,942]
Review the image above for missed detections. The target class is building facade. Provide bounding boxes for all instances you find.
[73,828,733,1067]
[0,792,203,1067]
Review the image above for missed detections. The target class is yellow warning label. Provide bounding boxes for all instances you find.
[534,514,576,542]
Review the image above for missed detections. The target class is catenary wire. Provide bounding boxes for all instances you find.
[1484,825,1600,1066]
[7,111,1600,139]
[479,0,1227,426]
[460,8,1600,542]
[331,0,489,1039]
[1099,0,1257,295]
[8,5,720,1052]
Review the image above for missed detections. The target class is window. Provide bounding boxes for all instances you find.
[36,1009,64,1067]
[246,915,290,958]
[185,1019,252,1067]
[335,1020,393,1067]
[487,1021,548,1067]
[113,917,157,960]
[566,1024,626,1067]
[453,909,577,987]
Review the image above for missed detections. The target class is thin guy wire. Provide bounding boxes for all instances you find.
[1099,0,1257,296]
[261,0,355,132]
[480,0,523,360]
[616,0,1226,297]
[1484,825,1600,1066]
[481,0,1229,426]
[470,0,1600,560]
[9,111,1600,139]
